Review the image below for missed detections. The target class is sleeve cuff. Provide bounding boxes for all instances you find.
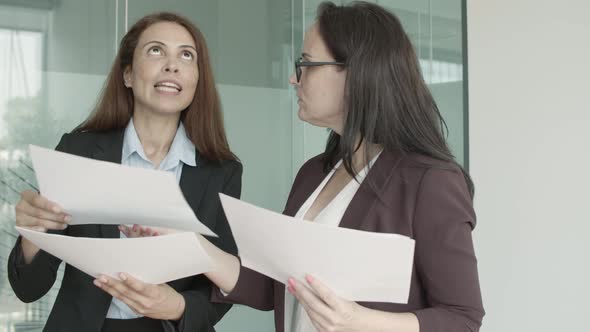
[13,235,45,269]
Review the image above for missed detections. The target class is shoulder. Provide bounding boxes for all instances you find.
[281,153,326,215]
[400,153,463,173]
[55,130,118,156]
[290,153,326,196]
[375,151,473,216]
[219,159,243,175]
[398,153,475,227]
[294,153,325,182]
[396,153,467,187]
[199,157,243,180]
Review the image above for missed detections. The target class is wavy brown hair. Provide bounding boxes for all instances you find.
[75,12,236,162]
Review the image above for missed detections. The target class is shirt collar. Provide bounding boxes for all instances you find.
[122,119,196,169]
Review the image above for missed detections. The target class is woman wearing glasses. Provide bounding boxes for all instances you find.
[7,12,240,332]
[130,1,484,331]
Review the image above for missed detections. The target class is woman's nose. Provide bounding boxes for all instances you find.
[288,72,299,86]
[163,59,179,73]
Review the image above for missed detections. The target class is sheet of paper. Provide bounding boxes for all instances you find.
[30,145,216,236]
[219,194,415,303]
[17,226,212,284]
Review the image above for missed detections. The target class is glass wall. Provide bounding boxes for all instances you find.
[0,1,465,331]
[0,1,116,330]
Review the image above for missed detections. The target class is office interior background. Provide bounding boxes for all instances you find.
[0,0,587,331]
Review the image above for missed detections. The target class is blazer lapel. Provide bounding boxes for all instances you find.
[69,129,126,326]
[283,152,404,230]
[282,158,327,217]
[167,154,210,290]
[178,154,211,223]
[338,151,404,230]
[92,130,125,239]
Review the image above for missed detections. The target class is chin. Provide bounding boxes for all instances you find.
[298,108,326,127]
[153,104,188,115]
[297,107,310,122]
[297,109,304,121]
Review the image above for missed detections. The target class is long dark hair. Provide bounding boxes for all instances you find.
[316,1,474,196]
[75,12,236,162]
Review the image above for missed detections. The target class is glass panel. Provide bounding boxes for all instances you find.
[0,0,116,330]
[381,0,466,165]
[422,0,465,166]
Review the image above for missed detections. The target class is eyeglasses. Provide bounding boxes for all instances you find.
[294,56,345,83]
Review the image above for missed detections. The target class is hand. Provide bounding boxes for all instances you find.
[119,224,177,238]
[287,275,366,332]
[119,224,160,238]
[15,190,71,232]
[94,273,185,320]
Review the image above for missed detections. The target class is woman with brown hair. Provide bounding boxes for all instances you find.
[7,12,240,332]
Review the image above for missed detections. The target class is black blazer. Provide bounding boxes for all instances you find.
[7,129,242,332]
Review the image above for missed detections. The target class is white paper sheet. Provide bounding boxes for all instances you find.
[219,194,415,303]
[29,145,216,236]
[16,226,212,284]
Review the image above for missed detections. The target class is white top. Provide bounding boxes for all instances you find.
[285,151,382,332]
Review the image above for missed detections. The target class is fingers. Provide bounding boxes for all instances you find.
[120,273,160,299]
[116,296,144,316]
[139,226,163,237]
[119,224,161,238]
[21,190,62,214]
[99,284,144,314]
[119,225,131,236]
[94,275,150,312]
[16,191,70,230]
[288,279,331,330]
[147,226,176,236]
[26,226,48,232]
[305,275,342,309]
[18,200,69,223]
[141,227,153,237]
[301,302,331,331]
[288,278,333,322]
[144,228,160,236]
[120,273,147,293]
[120,224,147,238]
[18,213,68,230]
[131,225,141,237]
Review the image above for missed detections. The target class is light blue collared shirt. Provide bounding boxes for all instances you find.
[106,118,196,319]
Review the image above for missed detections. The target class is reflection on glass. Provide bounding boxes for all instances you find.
[0,21,47,332]
[0,1,115,330]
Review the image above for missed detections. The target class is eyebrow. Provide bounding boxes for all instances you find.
[142,40,197,52]
[301,52,313,59]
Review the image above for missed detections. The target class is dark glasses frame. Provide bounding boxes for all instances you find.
[294,56,345,82]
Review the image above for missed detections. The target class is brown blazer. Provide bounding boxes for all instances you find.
[212,151,485,332]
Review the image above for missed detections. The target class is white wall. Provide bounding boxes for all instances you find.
[468,1,590,331]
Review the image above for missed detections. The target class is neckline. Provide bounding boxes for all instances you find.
[299,149,383,222]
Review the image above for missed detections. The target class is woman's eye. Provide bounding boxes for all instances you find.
[181,51,194,60]
[148,47,161,55]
